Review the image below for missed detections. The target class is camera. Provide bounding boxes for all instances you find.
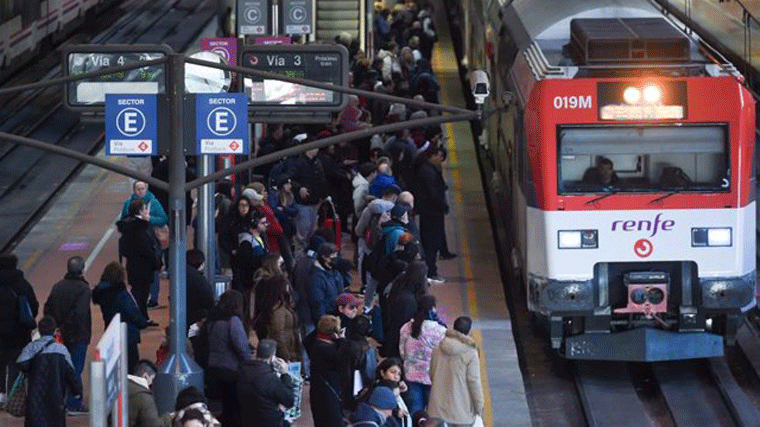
[470,70,490,105]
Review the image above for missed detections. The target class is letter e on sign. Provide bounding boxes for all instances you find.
[208,107,236,137]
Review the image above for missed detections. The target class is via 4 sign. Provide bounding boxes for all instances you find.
[196,93,248,155]
[105,94,157,156]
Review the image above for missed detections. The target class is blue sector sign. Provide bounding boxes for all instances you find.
[196,93,248,155]
[105,94,157,156]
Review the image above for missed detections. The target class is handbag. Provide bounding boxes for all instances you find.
[5,372,26,416]
[5,339,56,416]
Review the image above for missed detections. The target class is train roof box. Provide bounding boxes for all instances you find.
[570,18,689,64]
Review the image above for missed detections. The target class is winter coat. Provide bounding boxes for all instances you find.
[128,376,167,427]
[414,158,448,216]
[120,190,168,227]
[354,198,394,239]
[289,154,328,205]
[428,329,484,424]
[237,360,294,427]
[233,232,267,292]
[384,290,417,359]
[352,173,372,217]
[268,304,302,361]
[91,280,147,345]
[117,216,161,287]
[17,336,80,427]
[186,267,215,326]
[307,337,344,427]
[44,273,91,345]
[308,262,345,325]
[0,267,38,343]
[398,319,446,385]
[207,316,251,373]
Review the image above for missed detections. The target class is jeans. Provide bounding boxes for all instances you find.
[405,381,431,416]
[66,341,87,410]
[293,204,318,255]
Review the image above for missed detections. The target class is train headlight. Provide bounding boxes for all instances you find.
[558,230,598,249]
[642,84,662,104]
[623,86,641,104]
[692,227,732,247]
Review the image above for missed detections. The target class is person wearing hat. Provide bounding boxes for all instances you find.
[332,292,362,337]
[44,256,91,414]
[237,339,295,427]
[348,386,400,426]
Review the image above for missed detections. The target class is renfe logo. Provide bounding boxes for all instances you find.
[611,213,675,237]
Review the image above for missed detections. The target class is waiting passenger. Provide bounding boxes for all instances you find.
[582,157,620,189]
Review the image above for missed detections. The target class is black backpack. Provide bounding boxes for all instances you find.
[0,284,18,335]
[362,233,389,280]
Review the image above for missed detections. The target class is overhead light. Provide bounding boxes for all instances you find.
[642,84,662,104]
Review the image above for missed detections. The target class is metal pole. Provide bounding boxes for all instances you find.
[272,1,279,35]
[153,53,203,414]
[197,155,216,284]
[119,322,128,427]
[90,360,106,427]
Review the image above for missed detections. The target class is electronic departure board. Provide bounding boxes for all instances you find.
[63,45,171,111]
[240,44,349,112]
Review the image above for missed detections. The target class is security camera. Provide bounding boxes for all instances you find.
[470,70,490,105]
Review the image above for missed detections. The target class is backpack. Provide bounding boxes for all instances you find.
[362,232,389,280]
[0,284,19,335]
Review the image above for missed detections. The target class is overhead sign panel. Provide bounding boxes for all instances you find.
[240,44,348,112]
[63,44,171,111]
[105,94,158,156]
[282,0,312,35]
[237,0,269,35]
[200,38,238,66]
[195,93,249,155]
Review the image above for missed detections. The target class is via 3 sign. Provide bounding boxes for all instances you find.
[105,94,157,156]
[196,93,248,155]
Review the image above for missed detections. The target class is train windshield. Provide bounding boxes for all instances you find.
[558,125,729,194]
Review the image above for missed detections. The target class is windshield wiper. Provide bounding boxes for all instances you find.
[650,189,682,204]
[585,189,618,205]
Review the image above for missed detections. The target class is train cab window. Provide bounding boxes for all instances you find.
[558,125,729,194]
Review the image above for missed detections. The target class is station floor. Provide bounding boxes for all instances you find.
[0,6,530,427]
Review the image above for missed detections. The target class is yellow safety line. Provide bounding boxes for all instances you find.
[433,42,493,427]
[22,249,41,271]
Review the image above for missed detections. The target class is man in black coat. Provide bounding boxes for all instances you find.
[289,145,329,254]
[186,249,215,327]
[44,256,90,413]
[237,339,295,427]
[0,253,38,399]
[116,200,161,322]
[414,145,449,283]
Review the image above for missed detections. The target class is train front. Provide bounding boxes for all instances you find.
[526,73,756,361]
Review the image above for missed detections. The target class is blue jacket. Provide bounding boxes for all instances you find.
[91,280,148,345]
[120,191,169,226]
[380,221,407,257]
[368,173,400,197]
[308,262,344,324]
[348,402,387,426]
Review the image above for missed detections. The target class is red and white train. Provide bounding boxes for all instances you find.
[0,0,110,74]
[476,0,756,360]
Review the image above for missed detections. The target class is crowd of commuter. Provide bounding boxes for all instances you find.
[0,0,488,426]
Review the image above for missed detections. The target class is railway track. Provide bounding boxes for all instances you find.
[0,0,218,253]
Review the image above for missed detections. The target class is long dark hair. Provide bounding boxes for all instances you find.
[375,357,404,381]
[411,295,436,339]
[254,274,291,332]
[212,289,244,321]
[389,260,428,301]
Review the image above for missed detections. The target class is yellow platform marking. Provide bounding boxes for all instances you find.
[433,41,493,427]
